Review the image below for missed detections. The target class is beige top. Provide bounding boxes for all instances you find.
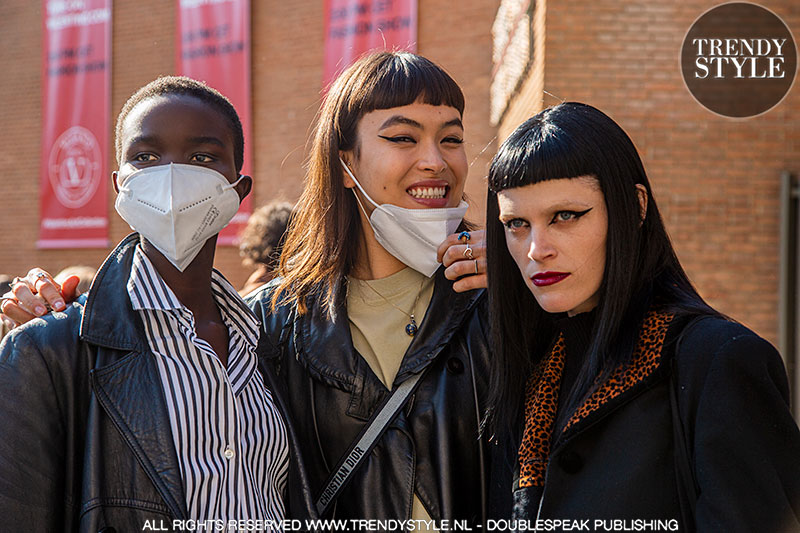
[346,267,437,530]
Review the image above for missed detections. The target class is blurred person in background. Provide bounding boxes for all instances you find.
[238,201,293,296]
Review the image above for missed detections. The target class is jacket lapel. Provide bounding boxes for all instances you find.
[559,310,675,442]
[91,350,188,519]
[80,233,188,519]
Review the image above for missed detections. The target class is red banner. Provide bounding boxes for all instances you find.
[324,0,418,86]
[39,0,112,249]
[177,0,252,246]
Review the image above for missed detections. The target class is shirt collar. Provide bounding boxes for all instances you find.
[127,244,260,352]
[127,245,182,312]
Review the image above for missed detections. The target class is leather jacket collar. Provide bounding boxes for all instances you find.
[80,233,188,519]
[80,232,148,351]
[294,267,485,392]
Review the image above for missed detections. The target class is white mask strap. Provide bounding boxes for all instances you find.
[340,158,380,209]
[223,174,246,190]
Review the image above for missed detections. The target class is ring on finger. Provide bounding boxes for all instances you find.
[474,259,479,274]
[36,272,47,281]
[458,231,471,243]
[464,244,474,259]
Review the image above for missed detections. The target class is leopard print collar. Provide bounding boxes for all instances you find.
[517,310,674,489]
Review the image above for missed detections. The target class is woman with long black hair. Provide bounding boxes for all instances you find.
[484,102,800,531]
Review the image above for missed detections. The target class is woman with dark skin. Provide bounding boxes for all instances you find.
[484,102,800,531]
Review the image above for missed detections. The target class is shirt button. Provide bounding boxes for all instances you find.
[224,446,235,460]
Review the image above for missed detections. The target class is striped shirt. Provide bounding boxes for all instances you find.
[127,245,288,530]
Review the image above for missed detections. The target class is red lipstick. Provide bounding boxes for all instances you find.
[531,272,570,287]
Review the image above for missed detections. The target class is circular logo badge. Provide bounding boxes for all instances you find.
[48,125,102,209]
[681,2,797,118]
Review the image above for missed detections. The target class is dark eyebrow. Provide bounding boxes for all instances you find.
[187,136,226,148]
[125,134,159,147]
[378,116,464,131]
[125,135,226,148]
[379,116,423,130]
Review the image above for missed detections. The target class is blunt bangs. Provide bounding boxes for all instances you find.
[364,52,465,114]
[331,52,465,152]
[488,104,609,193]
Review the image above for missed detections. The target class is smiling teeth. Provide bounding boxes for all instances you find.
[409,187,446,199]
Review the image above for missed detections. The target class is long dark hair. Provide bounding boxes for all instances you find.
[274,51,465,315]
[485,102,717,436]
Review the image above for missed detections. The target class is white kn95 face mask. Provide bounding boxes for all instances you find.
[115,163,244,271]
[340,158,468,277]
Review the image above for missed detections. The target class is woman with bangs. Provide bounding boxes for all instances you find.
[484,102,800,531]
[246,51,491,524]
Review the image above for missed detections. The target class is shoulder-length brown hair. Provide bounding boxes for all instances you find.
[273,51,465,315]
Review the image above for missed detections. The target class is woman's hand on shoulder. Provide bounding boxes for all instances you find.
[437,229,487,292]
[0,268,80,327]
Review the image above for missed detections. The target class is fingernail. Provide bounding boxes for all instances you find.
[35,305,46,314]
[54,301,65,311]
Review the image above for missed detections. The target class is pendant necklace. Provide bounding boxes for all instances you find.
[358,277,426,337]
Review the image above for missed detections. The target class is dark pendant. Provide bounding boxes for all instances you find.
[405,316,418,337]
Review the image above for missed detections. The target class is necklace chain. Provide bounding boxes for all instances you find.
[356,277,426,337]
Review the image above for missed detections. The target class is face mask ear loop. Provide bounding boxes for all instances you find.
[227,175,246,188]
[351,188,372,222]
[339,157,380,209]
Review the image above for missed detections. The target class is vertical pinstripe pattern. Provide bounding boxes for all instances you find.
[127,246,288,526]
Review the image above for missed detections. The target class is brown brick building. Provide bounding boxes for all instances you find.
[492,0,799,408]
[1,1,799,405]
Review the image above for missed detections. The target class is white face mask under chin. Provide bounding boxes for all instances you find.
[340,158,468,277]
[115,163,244,271]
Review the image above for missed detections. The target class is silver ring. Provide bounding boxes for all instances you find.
[464,244,474,259]
[474,259,479,274]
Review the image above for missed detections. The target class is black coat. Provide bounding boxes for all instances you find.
[0,234,316,531]
[490,316,800,532]
[247,269,491,525]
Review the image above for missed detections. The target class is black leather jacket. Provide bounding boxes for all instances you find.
[247,270,491,526]
[0,234,315,531]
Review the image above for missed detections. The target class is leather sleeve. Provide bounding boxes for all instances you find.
[0,326,72,530]
[683,322,800,532]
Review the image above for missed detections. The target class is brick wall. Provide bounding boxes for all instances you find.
[498,0,800,346]
[0,0,499,290]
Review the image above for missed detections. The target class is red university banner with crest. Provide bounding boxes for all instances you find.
[323,0,417,86]
[176,0,252,246]
[38,0,111,248]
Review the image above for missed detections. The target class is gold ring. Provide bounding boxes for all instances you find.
[464,244,474,259]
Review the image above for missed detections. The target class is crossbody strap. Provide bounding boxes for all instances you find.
[314,369,428,516]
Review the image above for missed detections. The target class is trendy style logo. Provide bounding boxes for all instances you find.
[681,2,797,118]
